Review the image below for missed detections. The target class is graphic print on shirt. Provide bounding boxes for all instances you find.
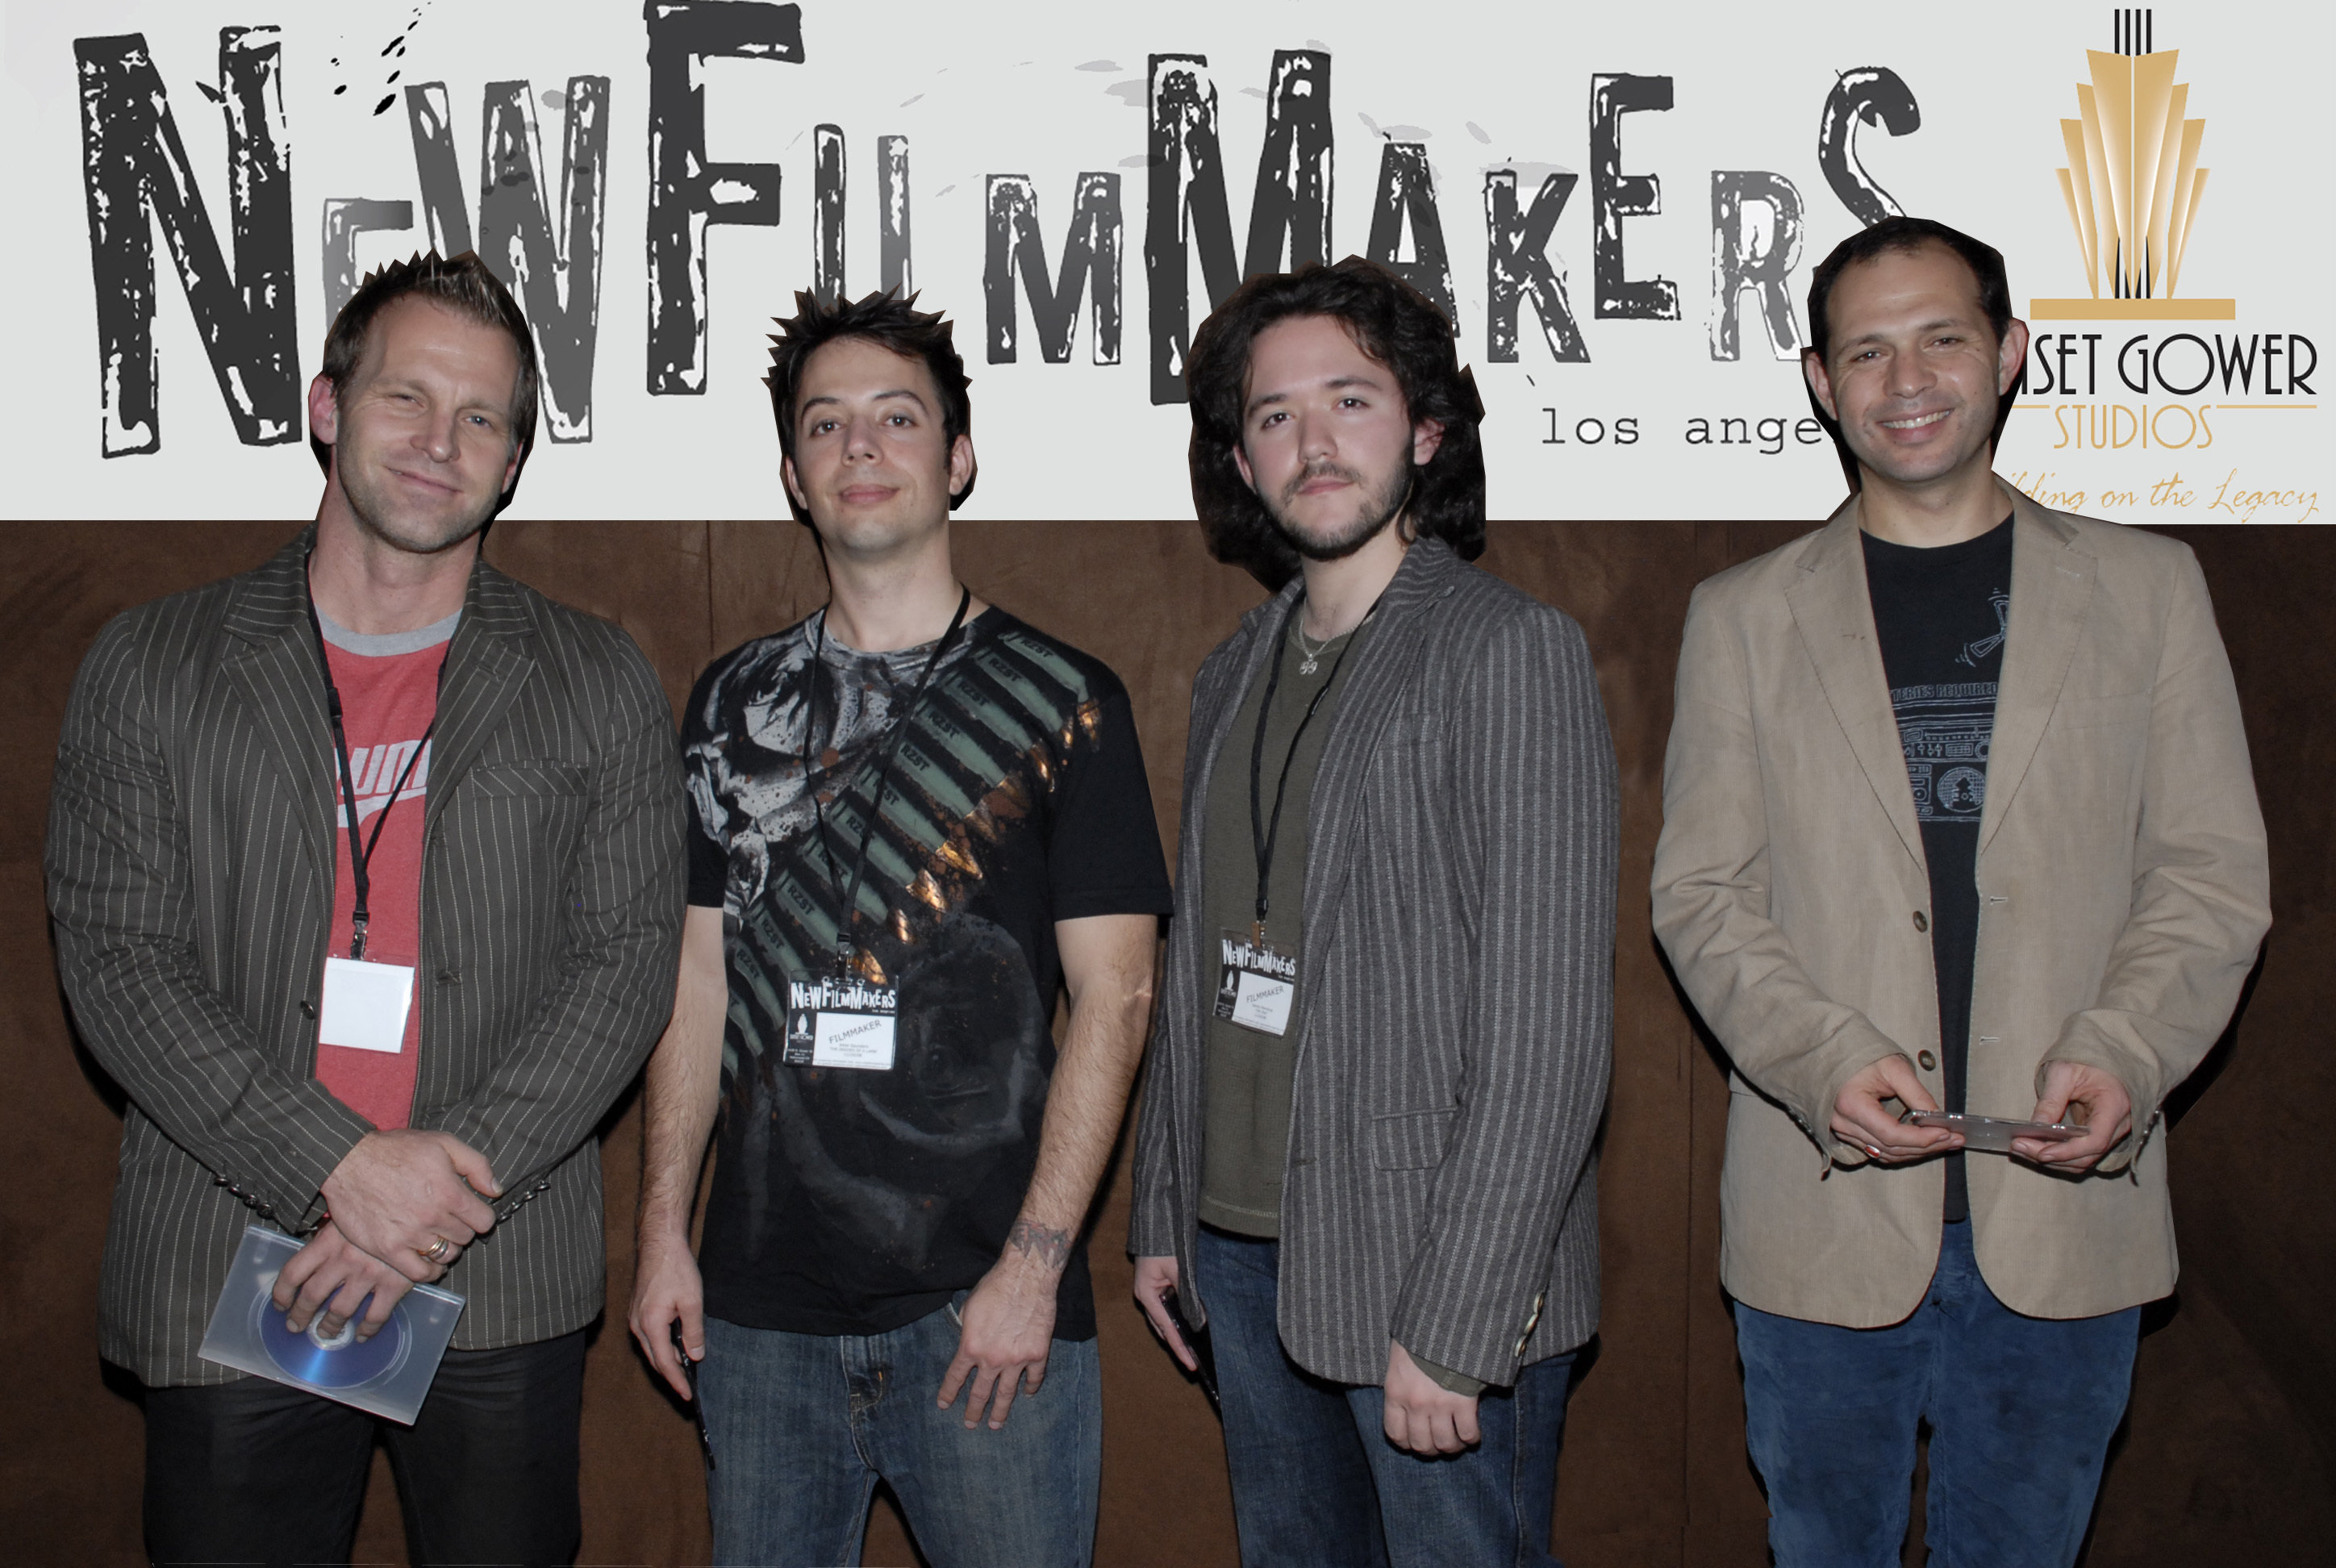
[1955,587,2012,669]
[337,739,432,825]
[1893,681,1997,825]
[682,615,1108,1280]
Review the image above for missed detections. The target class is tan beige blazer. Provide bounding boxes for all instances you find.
[1651,489,2267,1326]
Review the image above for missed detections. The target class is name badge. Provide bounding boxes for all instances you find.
[784,976,900,1071]
[1214,929,1297,1036]
[318,957,414,1054]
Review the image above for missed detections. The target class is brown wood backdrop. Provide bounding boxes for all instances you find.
[2,519,2328,1566]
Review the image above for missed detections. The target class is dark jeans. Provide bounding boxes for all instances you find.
[1734,1220,2141,1568]
[1196,1224,1576,1568]
[699,1299,1102,1568]
[141,1330,586,1568]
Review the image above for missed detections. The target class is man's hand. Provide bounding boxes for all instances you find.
[320,1128,498,1281]
[1383,1341,1479,1456]
[628,1228,707,1399]
[273,1220,436,1341]
[938,1222,1067,1430]
[1830,1053,1963,1163]
[1132,1253,1198,1373]
[2019,1061,2135,1172]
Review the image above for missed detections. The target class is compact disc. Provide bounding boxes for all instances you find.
[254,1295,407,1389]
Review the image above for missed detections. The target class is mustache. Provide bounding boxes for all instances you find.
[1278,460,1366,505]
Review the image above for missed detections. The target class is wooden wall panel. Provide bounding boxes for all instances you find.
[0,519,2326,1567]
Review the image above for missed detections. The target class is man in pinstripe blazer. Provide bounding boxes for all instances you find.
[45,253,684,1566]
[1131,259,1618,1568]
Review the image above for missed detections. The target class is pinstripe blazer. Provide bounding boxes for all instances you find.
[46,528,685,1385]
[1130,538,1618,1388]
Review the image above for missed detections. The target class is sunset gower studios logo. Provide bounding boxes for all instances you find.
[2032,7,2229,321]
[2010,9,2317,523]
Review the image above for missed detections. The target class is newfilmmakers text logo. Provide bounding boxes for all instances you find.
[787,978,897,1015]
[2007,8,2317,523]
[1219,937,1297,979]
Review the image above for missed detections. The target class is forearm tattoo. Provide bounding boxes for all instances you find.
[1008,1220,1074,1271]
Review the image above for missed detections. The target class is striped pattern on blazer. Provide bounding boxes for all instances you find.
[1131,539,1619,1387]
[46,528,685,1385]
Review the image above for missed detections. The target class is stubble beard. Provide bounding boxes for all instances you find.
[336,448,501,559]
[1261,457,1415,563]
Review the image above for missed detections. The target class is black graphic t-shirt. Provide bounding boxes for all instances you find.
[1863,517,2013,1225]
[681,607,1172,1338]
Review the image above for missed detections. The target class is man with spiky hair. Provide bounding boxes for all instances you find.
[628,290,1170,1568]
[1129,256,1618,1567]
[47,252,686,1565]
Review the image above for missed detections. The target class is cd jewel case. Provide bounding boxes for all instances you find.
[198,1224,465,1424]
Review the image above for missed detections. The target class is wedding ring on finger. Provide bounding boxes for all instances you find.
[421,1235,453,1264]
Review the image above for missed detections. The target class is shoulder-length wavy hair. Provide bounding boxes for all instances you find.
[1185,257,1486,590]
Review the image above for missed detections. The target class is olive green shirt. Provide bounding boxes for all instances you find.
[1197,611,1368,1237]
[1193,605,1482,1398]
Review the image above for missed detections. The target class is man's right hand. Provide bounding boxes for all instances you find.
[319,1128,498,1281]
[628,1229,707,1399]
[1133,1254,1198,1373]
[1829,1053,1963,1163]
[273,1220,433,1341]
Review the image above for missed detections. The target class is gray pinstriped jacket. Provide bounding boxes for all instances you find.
[46,529,685,1385]
[1130,538,1617,1388]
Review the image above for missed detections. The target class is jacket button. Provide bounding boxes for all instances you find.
[1913,910,1929,932]
[299,999,317,1019]
[1918,1050,1938,1070]
[437,968,461,986]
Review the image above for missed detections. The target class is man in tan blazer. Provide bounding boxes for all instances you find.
[1653,217,2267,1568]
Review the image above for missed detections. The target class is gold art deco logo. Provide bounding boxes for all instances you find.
[2032,8,2234,321]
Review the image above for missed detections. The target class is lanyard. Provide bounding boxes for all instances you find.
[304,586,446,961]
[1247,590,1375,937]
[800,587,974,977]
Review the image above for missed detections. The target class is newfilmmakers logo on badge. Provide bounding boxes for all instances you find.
[787,978,898,1015]
[1220,937,1297,979]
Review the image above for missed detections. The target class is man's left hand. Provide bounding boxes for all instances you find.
[2019,1061,2136,1172]
[1383,1341,1480,1456]
[937,1232,1065,1430]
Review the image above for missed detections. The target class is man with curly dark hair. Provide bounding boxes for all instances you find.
[628,290,1171,1568]
[1131,257,1618,1566]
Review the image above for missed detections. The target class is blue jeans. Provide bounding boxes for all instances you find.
[699,1300,1100,1568]
[1195,1225,1576,1568]
[1734,1220,2141,1568]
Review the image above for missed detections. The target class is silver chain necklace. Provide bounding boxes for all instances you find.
[1290,618,1340,676]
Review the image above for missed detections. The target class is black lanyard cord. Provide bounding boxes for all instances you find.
[801,586,974,976]
[1247,589,1379,935]
[304,582,447,962]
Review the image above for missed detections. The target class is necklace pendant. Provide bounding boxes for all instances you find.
[1297,653,1319,676]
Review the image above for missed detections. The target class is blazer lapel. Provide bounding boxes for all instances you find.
[1978,493,2093,857]
[1299,540,1457,977]
[421,561,538,828]
[1784,502,1927,875]
[219,531,335,883]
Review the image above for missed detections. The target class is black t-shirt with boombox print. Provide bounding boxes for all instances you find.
[681,607,1171,1339]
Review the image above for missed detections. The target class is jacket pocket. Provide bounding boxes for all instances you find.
[462,759,589,797]
[1371,1107,1457,1170]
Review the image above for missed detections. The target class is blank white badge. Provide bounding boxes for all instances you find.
[812,1011,898,1070]
[318,957,415,1054]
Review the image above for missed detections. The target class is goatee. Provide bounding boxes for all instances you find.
[1263,460,1414,563]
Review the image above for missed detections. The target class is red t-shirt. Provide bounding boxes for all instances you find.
[312,634,442,1131]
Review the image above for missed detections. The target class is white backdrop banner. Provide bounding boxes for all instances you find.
[1,0,2322,521]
